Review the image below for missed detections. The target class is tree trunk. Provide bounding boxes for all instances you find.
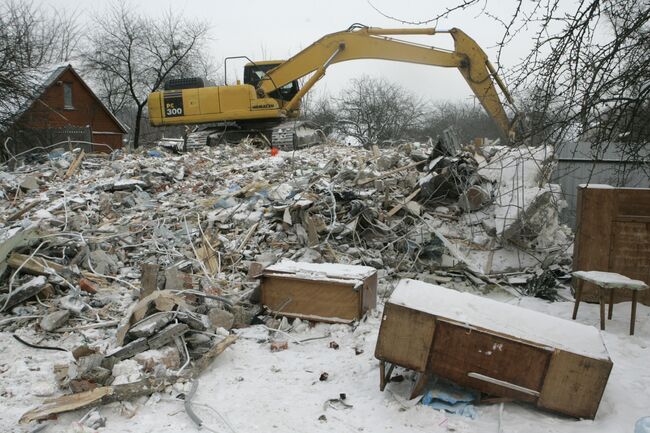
[133,103,145,149]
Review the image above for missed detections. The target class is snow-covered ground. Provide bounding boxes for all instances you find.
[1,292,649,433]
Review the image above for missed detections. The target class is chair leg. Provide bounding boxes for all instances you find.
[599,288,606,331]
[608,289,614,320]
[572,279,583,320]
[630,291,638,336]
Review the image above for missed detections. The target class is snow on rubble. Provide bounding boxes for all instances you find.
[1,139,647,433]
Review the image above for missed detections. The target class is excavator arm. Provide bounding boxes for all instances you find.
[259,26,516,138]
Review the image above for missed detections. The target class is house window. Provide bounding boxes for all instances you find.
[63,82,73,109]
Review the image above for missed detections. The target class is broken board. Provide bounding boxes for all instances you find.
[258,260,377,323]
[375,279,612,419]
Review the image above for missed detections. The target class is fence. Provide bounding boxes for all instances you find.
[551,141,650,228]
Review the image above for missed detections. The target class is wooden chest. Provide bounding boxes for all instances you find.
[259,260,377,323]
[375,279,613,419]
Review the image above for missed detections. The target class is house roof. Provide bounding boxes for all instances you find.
[1,63,127,134]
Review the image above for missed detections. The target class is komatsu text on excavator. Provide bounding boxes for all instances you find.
[148,24,517,148]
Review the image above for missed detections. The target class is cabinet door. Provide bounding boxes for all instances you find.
[375,303,436,372]
[429,320,552,402]
[538,350,612,419]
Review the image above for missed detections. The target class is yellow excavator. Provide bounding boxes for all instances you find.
[148,24,517,148]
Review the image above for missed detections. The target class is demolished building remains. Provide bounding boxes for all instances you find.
[0,136,624,431]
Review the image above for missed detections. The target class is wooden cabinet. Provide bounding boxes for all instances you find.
[574,185,650,305]
[375,279,613,419]
[259,260,377,323]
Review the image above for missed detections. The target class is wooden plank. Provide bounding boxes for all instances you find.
[4,200,42,222]
[64,149,85,178]
[139,263,159,299]
[538,349,612,419]
[196,235,219,275]
[374,303,436,372]
[387,188,421,217]
[19,386,114,423]
[428,320,552,402]
[8,253,65,275]
[260,274,361,321]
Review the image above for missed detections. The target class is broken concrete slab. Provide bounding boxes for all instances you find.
[127,312,175,339]
[147,323,189,350]
[0,275,47,311]
[40,310,70,331]
[107,337,149,362]
[88,249,118,275]
[405,200,422,216]
[19,176,39,192]
[177,311,210,331]
[0,226,37,276]
[164,267,191,291]
[134,346,181,372]
[208,308,234,330]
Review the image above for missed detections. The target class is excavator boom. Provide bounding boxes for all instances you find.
[148,25,516,141]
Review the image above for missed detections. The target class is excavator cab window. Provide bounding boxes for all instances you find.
[244,62,299,102]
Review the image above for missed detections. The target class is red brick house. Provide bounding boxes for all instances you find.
[3,63,126,156]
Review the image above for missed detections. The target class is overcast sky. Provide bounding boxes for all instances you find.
[36,0,534,103]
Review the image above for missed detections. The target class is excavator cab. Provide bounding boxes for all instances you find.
[243,61,299,102]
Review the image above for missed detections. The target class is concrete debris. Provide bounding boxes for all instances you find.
[0,275,47,312]
[270,340,288,352]
[19,176,39,192]
[88,250,118,275]
[39,310,70,331]
[208,308,235,330]
[0,137,575,427]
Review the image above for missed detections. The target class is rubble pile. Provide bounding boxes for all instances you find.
[0,138,573,424]
[1,139,574,309]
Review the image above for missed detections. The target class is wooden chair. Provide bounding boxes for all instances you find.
[572,271,649,335]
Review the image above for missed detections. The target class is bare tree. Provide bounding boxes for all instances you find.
[83,2,210,149]
[301,89,338,135]
[0,0,79,131]
[370,1,650,172]
[336,76,426,145]
[421,101,502,143]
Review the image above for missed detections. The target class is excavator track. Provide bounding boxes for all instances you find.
[183,120,324,151]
